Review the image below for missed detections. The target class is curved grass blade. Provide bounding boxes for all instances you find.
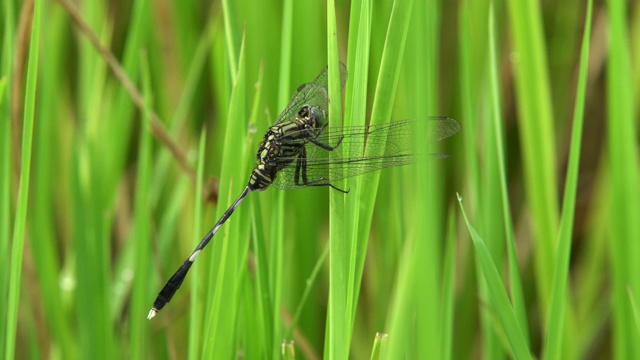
[457,194,532,360]
[543,0,593,358]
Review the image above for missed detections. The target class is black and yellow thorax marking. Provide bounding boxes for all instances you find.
[248,105,326,191]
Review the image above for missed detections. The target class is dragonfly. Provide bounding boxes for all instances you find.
[148,63,461,319]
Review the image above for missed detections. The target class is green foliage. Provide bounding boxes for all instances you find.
[1,0,635,358]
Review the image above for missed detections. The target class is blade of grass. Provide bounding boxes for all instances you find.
[364,0,422,357]
[0,2,15,356]
[103,0,152,186]
[506,0,559,315]
[187,127,207,360]
[344,1,371,345]
[286,244,329,340]
[221,0,239,78]
[439,207,456,360]
[269,1,294,358]
[543,1,592,358]
[457,194,532,360]
[72,6,117,356]
[488,1,529,347]
[242,64,272,359]
[327,0,348,358]
[457,0,484,221]
[0,75,10,360]
[250,192,272,356]
[201,32,247,359]
[606,0,640,357]
[462,2,507,357]
[28,7,76,358]
[407,0,445,356]
[456,1,487,353]
[628,287,640,337]
[129,50,154,360]
[334,0,373,353]
[370,332,388,360]
[5,0,40,358]
[169,0,200,71]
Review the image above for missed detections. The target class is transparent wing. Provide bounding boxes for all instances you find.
[271,117,461,190]
[272,63,348,126]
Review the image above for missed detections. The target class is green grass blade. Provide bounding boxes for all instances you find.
[286,244,329,340]
[73,5,118,355]
[29,8,77,358]
[221,0,239,77]
[606,0,640,357]
[269,1,294,358]
[456,2,487,354]
[129,51,154,360]
[243,65,270,359]
[0,2,15,356]
[201,33,247,359]
[103,0,151,192]
[406,0,445,356]
[628,288,640,338]
[250,193,272,357]
[457,194,532,359]
[331,0,374,354]
[467,3,510,357]
[0,75,8,360]
[327,0,347,358]
[344,2,371,348]
[370,332,388,360]
[439,209,456,360]
[5,0,41,358]
[187,128,208,360]
[506,0,559,314]
[457,0,484,217]
[367,1,428,357]
[543,1,593,358]
[487,1,529,347]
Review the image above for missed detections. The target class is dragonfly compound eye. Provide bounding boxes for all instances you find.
[299,105,327,128]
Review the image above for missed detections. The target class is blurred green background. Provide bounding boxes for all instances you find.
[1,0,638,358]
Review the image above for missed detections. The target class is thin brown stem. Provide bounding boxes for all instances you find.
[55,0,198,184]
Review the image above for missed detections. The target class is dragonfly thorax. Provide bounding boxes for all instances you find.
[247,105,326,191]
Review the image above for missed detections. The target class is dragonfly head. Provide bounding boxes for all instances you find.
[298,105,327,129]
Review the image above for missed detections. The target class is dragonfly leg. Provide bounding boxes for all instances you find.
[306,180,349,193]
[293,147,309,186]
[327,183,349,193]
[306,125,344,151]
[308,136,344,151]
[293,147,349,193]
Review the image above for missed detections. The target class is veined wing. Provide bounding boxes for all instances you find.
[272,153,417,190]
[272,63,348,126]
[281,117,460,158]
[271,117,461,190]
[316,116,460,144]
